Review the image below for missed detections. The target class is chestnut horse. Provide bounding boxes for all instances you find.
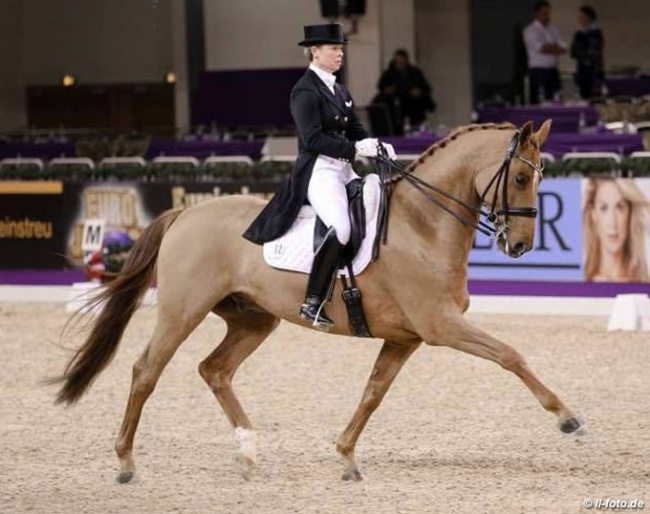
[52,120,582,483]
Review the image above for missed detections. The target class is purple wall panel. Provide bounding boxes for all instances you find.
[1,270,649,298]
[196,68,304,128]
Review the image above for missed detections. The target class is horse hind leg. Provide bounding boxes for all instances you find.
[114,310,209,484]
[199,297,280,480]
[436,316,583,434]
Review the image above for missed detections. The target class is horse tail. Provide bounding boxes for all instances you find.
[52,208,183,406]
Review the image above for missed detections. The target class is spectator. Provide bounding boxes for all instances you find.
[377,49,436,130]
[523,1,567,104]
[571,5,605,100]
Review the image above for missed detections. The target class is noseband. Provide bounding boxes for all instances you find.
[375,130,544,239]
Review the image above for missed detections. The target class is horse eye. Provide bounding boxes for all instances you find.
[515,174,528,187]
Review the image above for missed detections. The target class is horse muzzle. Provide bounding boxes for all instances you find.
[497,234,531,258]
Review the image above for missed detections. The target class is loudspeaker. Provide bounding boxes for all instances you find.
[345,0,366,16]
[320,0,339,18]
[320,0,366,19]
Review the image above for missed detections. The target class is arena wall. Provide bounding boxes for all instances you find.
[203,0,415,108]
[1,1,650,131]
[0,0,23,132]
[0,0,174,132]
[414,0,472,129]
[19,0,173,86]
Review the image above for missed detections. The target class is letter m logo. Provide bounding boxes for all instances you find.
[82,219,106,252]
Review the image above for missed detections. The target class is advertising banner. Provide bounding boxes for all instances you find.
[3,178,648,285]
[0,181,70,268]
[0,181,276,270]
[64,183,155,267]
[469,178,583,281]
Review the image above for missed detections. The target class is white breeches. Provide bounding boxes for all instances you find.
[307,155,360,245]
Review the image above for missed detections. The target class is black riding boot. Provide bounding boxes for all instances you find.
[299,227,343,330]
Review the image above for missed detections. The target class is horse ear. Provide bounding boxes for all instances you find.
[520,121,534,145]
[534,118,552,147]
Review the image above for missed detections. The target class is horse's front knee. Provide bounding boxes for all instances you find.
[500,347,525,373]
[204,369,232,395]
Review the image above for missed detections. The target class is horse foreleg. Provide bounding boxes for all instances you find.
[198,311,279,480]
[336,339,421,481]
[435,317,582,433]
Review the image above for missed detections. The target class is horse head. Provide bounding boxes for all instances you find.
[475,119,551,258]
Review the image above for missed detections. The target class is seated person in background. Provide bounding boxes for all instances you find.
[369,89,403,136]
[523,1,567,104]
[377,49,436,131]
[571,5,604,100]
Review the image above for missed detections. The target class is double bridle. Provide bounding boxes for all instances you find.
[375,131,544,240]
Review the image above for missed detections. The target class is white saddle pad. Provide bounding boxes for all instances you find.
[263,174,381,276]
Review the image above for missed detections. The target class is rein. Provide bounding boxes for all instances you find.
[374,131,544,242]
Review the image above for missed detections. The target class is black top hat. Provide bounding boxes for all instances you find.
[298,23,348,46]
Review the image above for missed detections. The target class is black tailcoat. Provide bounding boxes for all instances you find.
[243,69,368,244]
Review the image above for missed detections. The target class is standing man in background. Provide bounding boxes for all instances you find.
[523,1,567,104]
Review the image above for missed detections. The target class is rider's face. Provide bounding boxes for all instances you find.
[312,45,344,74]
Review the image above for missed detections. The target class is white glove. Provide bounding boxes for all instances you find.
[355,138,379,158]
[380,142,396,160]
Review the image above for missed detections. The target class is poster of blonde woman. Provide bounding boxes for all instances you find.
[582,177,650,282]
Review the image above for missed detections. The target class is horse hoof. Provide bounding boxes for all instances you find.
[342,469,363,481]
[235,454,256,481]
[560,417,582,434]
[117,471,134,484]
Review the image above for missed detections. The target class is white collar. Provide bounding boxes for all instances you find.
[309,63,336,93]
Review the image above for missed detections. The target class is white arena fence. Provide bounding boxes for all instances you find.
[0,284,617,317]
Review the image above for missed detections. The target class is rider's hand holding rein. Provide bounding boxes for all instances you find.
[381,142,396,160]
[355,139,397,160]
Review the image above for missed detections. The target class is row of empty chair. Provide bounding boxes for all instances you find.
[0,154,377,172]
[2,153,650,178]
[5,152,650,167]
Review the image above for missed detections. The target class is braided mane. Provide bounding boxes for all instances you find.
[405,122,516,173]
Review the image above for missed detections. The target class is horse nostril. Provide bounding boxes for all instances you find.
[514,242,529,254]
